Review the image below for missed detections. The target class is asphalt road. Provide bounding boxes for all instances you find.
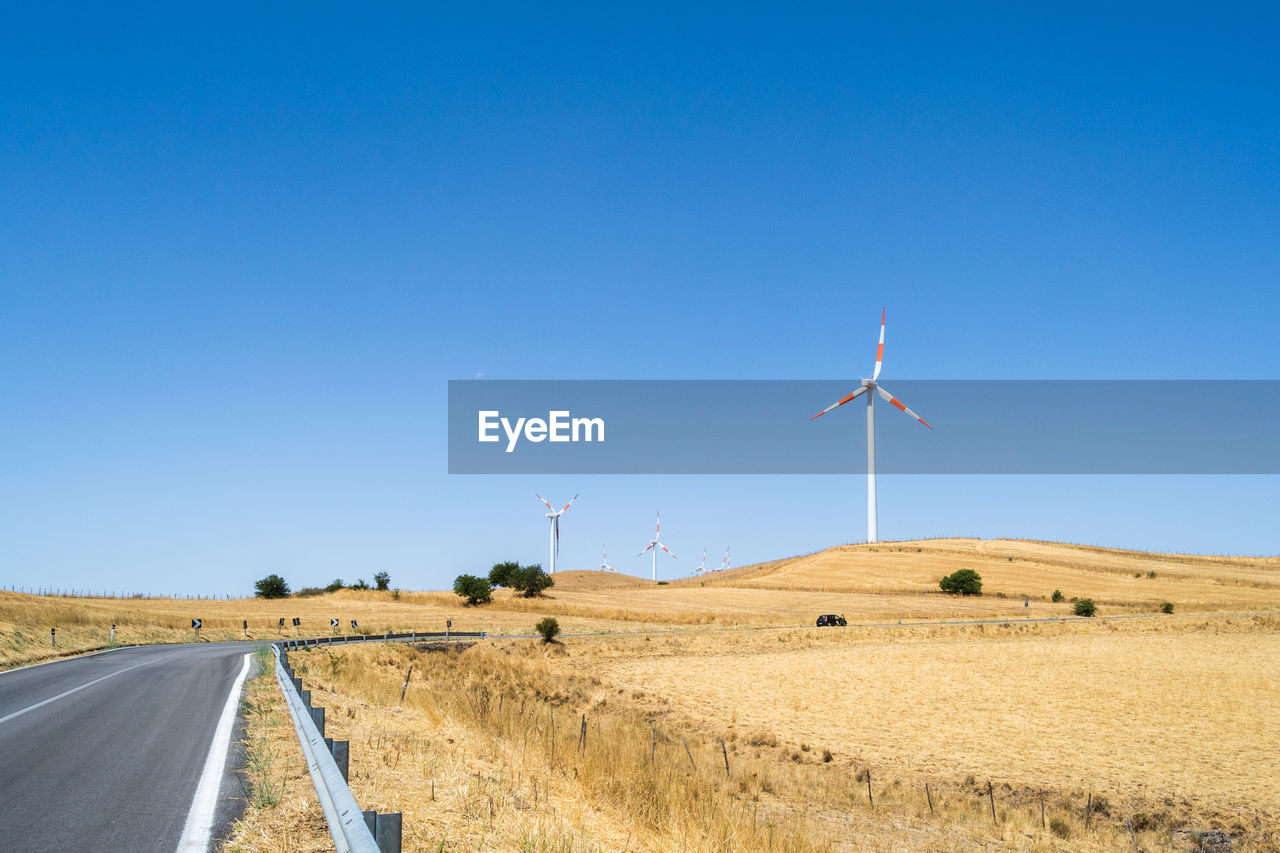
[0,642,260,853]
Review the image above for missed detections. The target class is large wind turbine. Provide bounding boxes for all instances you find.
[536,493,578,574]
[637,512,677,581]
[600,545,616,573]
[810,309,932,543]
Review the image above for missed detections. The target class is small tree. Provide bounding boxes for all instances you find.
[373,571,391,591]
[488,561,520,588]
[254,574,291,599]
[350,578,370,591]
[512,564,554,598]
[324,578,345,593]
[1073,598,1097,617]
[939,568,983,596]
[453,574,492,606]
[535,617,561,643]
[1160,601,1174,614]
[1051,589,1065,602]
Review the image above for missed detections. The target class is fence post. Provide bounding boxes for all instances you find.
[925,782,934,816]
[651,726,656,762]
[399,665,413,703]
[720,738,730,777]
[1040,791,1046,829]
[1085,793,1092,830]
[579,714,587,751]
[332,741,349,782]
[375,812,403,853]
[682,736,697,771]
[866,769,873,806]
[987,781,997,825]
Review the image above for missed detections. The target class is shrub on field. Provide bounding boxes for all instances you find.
[1161,601,1174,614]
[453,574,493,606]
[294,587,325,597]
[488,561,520,587]
[349,578,370,590]
[373,571,391,591]
[535,616,561,643]
[939,568,983,596]
[1073,598,1097,617]
[254,574,291,599]
[1051,589,1065,602]
[1049,816,1070,838]
[324,578,345,592]
[511,564,555,598]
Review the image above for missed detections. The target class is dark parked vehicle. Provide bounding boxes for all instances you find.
[816,614,847,627]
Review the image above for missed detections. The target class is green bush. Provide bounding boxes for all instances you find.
[535,617,561,643]
[349,579,370,591]
[324,578,345,593]
[453,574,492,606]
[1161,601,1174,614]
[294,587,325,597]
[488,561,520,588]
[1049,816,1070,839]
[511,564,555,598]
[254,574,291,599]
[1051,589,1065,603]
[1073,598,1097,617]
[373,571,391,591]
[939,568,983,596]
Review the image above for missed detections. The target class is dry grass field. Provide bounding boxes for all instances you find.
[4,538,1277,850]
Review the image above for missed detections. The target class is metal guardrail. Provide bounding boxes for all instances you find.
[271,644,386,853]
[278,630,486,651]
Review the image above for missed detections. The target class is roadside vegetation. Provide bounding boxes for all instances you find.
[220,646,329,853]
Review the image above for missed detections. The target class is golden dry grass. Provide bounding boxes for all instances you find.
[5,538,1276,670]
[221,651,330,853]
[283,615,1279,852]
[688,538,1280,613]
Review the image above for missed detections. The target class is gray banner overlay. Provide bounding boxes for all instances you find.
[448,380,1280,474]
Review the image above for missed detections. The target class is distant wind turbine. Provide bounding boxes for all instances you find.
[536,493,578,574]
[637,512,677,581]
[600,545,615,573]
[810,309,932,543]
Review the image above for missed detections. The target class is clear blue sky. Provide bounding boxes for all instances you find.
[2,4,1277,595]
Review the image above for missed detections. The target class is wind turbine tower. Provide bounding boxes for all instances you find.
[536,493,578,574]
[810,309,932,543]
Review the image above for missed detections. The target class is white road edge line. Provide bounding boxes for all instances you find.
[176,652,253,853]
[0,657,162,725]
[0,644,133,678]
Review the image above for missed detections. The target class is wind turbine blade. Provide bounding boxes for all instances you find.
[656,512,661,536]
[660,544,677,558]
[561,493,579,513]
[536,494,555,512]
[875,385,932,429]
[809,385,868,420]
[637,544,654,556]
[873,308,886,381]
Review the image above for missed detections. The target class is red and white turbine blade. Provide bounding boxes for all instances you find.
[561,493,579,513]
[809,385,868,420]
[875,385,932,429]
[873,308,886,381]
[656,512,661,536]
[659,542,677,558]
[536,494,555,512]
[637,543,654,557]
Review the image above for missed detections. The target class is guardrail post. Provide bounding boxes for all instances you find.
[293,676,302,692]
[375,812,402,853]
[363,811,376,834]
[332,740,349,781]
[311,706,325,735]
[301,689,311,707]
